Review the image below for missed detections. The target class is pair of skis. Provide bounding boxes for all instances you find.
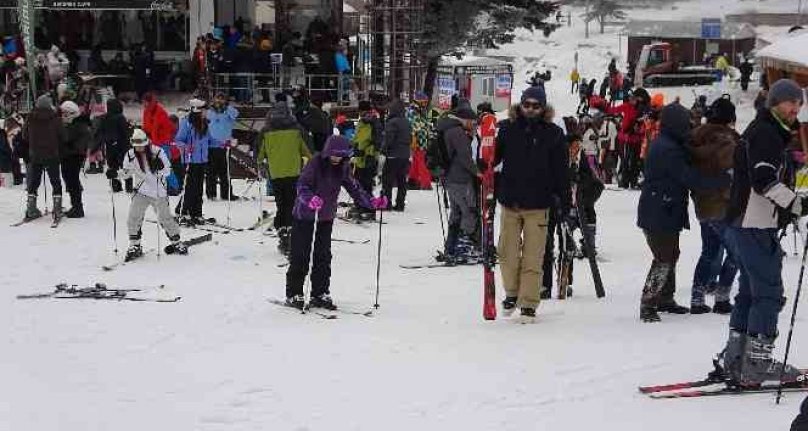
[11,212,62,228]
[267,298,374,319]
[101,233,212,271]
[17,282,180,303]
[639,378,808,399]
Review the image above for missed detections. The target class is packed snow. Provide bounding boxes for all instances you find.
[4,1,808,430]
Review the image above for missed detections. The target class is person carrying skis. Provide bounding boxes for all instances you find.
[284,135,388,310]
[350,100,382,220]
[380,98,412,211]
[206,92,240,200]
[59,100,92,218]
[435,102,480,263]
[174,98,211,224]
[495,86,569,320]
[22,95,64,221]
[715,79,806,387]
[257,99,311,256]
[98,98,133,193]
[688,95,739,315]
[637,102,731,323]
[107,128,187,261]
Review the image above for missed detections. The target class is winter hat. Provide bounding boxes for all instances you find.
[659,102,692,143]
[767,79,803,108]
[35,94,54,110]
[59,100,80,122]
[521,86,547,106]
[706,95,736,125]
[189,98,207,112]
[130,128,149,147]
[358,100,372,112]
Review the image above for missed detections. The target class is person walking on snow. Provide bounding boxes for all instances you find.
[59,100,92,218]
[107,128,187,261]
[715,79,807,387]
[380,98,412,211]
[495,86,569,320]
[206,92,240,200]
[284,136,388,310]
[174,98,211,224]
[22,95,64,221]
[351,100,382,220]
[636,102,730,323]
[569,67,580,95]
[688,95,740,315]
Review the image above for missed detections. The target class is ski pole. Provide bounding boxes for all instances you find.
[42,169,49,214]
[226,146,232,228]
[109,180,118,257]
[302,209,320,314]
[374,205,384,309]
[435,179,446,245]
[156,216,161,261]
[777,227,808,404]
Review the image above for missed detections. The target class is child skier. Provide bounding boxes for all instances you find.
[285,135,387,310]
[106,129,188,261]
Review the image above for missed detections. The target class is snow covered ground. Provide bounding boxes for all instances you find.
[5,1,808,429]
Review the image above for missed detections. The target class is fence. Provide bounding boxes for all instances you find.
[208,71,370,106]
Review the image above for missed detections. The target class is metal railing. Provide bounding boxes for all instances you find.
[208,71,370,106]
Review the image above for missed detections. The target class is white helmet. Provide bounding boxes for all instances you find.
[189,98,207,112]
[59,101,80,122]
[130,128,149,147]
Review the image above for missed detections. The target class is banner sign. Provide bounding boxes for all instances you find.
[437,76,456,110]
[495,74,512,97]
[18,0,36,100]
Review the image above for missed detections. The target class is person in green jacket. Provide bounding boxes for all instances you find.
[258,101,312,255]
[350,100,382,220]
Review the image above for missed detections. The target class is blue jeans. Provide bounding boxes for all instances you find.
[723,226,785,337]
[692,221,738,305]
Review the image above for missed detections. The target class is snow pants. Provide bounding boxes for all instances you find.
[381,157,409,210]
[180,163,206,217]
[723,227,785,338]
[127,193,181,240]
[641,231,680,308]
[272,176,298,230]
[498,206,548,309]
[26,161,62,196]
[446,181,477,236]
[286,218,334,298]
[206,147,231,199]
[60,155,85,209]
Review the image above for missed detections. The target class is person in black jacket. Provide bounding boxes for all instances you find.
[739,59,753,92]
[97,99,132,193]
[715,79,806,386]
[636,102,729,322]
[495,86,569,320]
[380,98,412,211]
[793,397,808,431]
[59,100,92,218]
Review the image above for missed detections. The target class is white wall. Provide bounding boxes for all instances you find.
[189,0,215,53]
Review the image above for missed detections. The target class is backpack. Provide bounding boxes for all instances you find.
[426,127,452,175]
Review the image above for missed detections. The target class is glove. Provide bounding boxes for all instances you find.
[371,196,388,210]
[791,196,808,217]
[105,169,118,179]
[308,195,324,211]
[149,157,165,173]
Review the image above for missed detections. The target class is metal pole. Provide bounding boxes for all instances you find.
[585,0,591,39]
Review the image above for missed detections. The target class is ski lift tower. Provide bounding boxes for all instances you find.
[367,0,425,100]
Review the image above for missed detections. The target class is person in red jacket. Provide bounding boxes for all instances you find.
[141,92,180,184]
[608,87,649,189]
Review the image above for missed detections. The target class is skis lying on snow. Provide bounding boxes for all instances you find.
[17,282,180,303]
[101,233,212,271]
[399,257,481,269]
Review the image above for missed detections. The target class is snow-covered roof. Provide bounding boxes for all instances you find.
[757,32,808,69]
[624,20,756,40]
[441,56,511,67]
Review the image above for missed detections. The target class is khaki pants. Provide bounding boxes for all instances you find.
[498,206,549,308]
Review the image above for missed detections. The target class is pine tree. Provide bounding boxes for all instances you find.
[583,0,627,34]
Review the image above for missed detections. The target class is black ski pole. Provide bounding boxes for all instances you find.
[109,180,118,257]
[42,169,49,214]
[435,178,446,244]
[776,228,808,404]
[374,206,384,309]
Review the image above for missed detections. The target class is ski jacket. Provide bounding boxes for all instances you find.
[207,105,239,148]
[0,131,12,172]
[142,101,174,145]
[381,99,412,160]
[726,108,797,229]
[351,115,381,169]
[792,396,808,431]
[257,122,311,180]
[599,118,619,151]
[23,107,64,164]
[494,115,569,211]
[120,145,172,199]
[437,116,478,185]
[637,104,729,233]
[96,99,131,164]
[174,117,211,164]
[688,123,739,222]
[293,136,373,222]
[570,148,604,208]
[61,115,92,158]
[581,128,599,157]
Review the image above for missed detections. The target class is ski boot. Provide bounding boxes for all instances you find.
[165,236,188,255]
[658,301,690,314]
[65,193,84,218]
[52,195,63,222]
[740,334,806,388]
[715,330,746,385]
[519,307,537,324]
[502,296,518,316]
[712,300,733,314]
[640,306,661,323]
[285,294,305,310]
[125,241,143,262]
[24,194,42,220]
[309,294,337,310]
[690,284,711,314]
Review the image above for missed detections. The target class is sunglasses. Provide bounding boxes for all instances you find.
[521,101,542,110]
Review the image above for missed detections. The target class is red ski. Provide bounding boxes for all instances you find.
[479,113,498,321]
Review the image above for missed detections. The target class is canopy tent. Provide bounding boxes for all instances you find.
[756,31,808,86]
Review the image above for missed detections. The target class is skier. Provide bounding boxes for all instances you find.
[688,96,739,314]
[97,99,132,193]
[637,102,730,322]
[739,59,753,92]
[580,116,601,177]
[794,397,808,431]
[569,67,580,95]
[609,88,649,189]
[284,135,388,310]
[257,98,311,256]
[107,128,188,261]
[175,98,211,224]
[206,92,240,200]
[380,98,412,211]
[436,102,480,263]
[22,95,64,221]
[715,79,806,387]
[59,100,92,218]
[495,86,569,319]
[350,100,382,220]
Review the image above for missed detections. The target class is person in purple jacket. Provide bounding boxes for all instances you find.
[285,135,387,310]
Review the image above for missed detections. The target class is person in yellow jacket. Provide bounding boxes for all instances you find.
[570,67,580,94]
[350,100,382,220]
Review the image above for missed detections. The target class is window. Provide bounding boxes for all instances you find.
[482,76,494,97]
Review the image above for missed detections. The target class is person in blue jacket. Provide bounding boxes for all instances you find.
[637,102,729,322]
[175,98,211,224]
[205,93,240,200]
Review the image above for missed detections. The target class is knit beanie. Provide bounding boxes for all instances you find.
[767,79,803,108]
[35,94,54,110]
[521,86,547,106]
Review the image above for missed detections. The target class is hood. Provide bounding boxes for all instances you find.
[689,123,738,164]
[387,99,405,118]
[659,103,691,143]
[106,98,123,115]
[321,135,354,159]
[263,102,298,131]
[436,116,462,133]
[28,107,59,122]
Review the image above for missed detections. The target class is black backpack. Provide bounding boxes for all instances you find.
[426,127,452,174]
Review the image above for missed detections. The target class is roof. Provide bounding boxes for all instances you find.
[624,20,756,40]
[441,56,511,67]
[757,32,808,69]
